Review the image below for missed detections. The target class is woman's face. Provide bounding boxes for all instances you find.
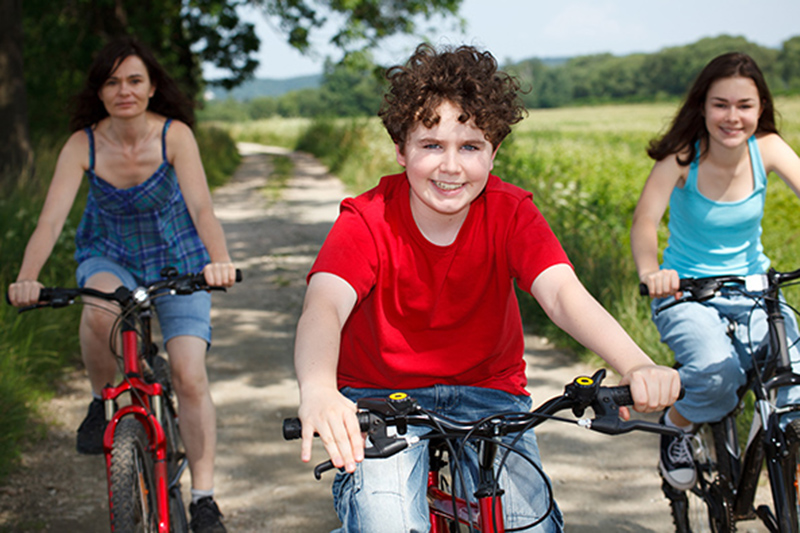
[703,76,762,150]
[98,55,155,119]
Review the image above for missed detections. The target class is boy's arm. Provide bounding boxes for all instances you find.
[294,272,363,473]
[530,264,681,413]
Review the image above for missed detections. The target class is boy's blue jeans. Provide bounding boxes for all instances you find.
[331,385,564,533]
[652,287,800,425]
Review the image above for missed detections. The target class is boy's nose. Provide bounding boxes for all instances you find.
[439,150,460,173]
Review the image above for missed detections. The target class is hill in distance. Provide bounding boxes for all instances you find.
[205,56,568,102]
[206,74,322,101]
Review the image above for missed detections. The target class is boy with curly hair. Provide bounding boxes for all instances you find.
[293,43,680,532]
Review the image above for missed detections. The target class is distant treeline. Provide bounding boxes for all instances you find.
[199,34,800,122]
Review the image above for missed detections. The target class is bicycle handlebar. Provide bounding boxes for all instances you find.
[8,267,243,312]
[639,267,800,314]
[284,369,684,479]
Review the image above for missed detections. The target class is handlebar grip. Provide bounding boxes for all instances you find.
[638,283,649,297]
[283,417,302,440]
[235,269,243,282]
[607,386,634,407]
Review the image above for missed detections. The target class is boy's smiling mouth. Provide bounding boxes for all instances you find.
[433,180,464,191]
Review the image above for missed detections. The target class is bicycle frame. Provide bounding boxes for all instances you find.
[102,309,175,533]
[652,268,800,532]
[428,439,505,532]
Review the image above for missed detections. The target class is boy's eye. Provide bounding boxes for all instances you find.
[423,143,441,150]
[461,144,479,151]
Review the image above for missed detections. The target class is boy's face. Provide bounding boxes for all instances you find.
[396,100,498,227]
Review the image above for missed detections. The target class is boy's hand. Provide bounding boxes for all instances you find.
[298,387,365,473]
[619,364,681,418]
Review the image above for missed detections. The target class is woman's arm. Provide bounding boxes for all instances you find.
[167,120,235,286]
[9,132,88,306]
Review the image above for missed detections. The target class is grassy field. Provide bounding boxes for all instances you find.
[231,98,800,366]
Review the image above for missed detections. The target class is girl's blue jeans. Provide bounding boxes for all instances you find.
[331,385,564,533]
[652,287,800,425]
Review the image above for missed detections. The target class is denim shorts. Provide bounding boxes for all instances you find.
[76,256,212,345]
[330,385,564,533]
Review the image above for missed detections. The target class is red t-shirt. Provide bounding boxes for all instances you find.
[309,173,571,395]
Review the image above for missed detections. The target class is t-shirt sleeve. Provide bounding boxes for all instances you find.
[507,196,572,294]
[307,198,378,300]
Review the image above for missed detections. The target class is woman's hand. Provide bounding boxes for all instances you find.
[640,269,681,299]
[202,262,237,288]
[7,279,44,307]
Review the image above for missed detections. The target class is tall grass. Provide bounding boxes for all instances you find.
[0,124,240,482]
[282,98,800,368]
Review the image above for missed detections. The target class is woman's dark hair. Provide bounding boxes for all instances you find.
[379,43,526,152]
[647,52,778,164]
[69,36,195,131]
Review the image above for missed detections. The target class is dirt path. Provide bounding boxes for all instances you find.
[0,144,766,532]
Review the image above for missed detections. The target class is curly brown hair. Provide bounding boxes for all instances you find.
[379,43,526,152]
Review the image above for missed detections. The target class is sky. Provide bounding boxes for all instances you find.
[215,0,800,81]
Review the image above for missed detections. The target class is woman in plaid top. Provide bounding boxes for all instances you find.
[8,37,234,533]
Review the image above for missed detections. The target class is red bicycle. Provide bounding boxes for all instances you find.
[283,369,682,532]
[13,267,240,533]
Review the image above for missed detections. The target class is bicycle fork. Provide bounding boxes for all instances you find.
[102,324,173,533]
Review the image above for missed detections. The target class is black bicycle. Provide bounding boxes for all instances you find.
[641,267,800,532]
[284,369,683,532]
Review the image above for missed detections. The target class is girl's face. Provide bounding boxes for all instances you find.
[396,100,498,226]
[98,55,155,119]
[703,76,762,150]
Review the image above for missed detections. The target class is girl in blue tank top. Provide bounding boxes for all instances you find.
[630,52,800,492]
[7,37,235,532]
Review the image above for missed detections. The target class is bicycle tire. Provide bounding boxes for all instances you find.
[109,418,159,533]
[780,419,800,533]
[666,422,735,533]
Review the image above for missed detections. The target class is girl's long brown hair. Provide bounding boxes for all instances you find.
[647,52,777,165]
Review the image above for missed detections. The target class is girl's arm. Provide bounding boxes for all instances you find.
[530,264,681,413]
[760,133,800,198]
[167,120,236,286]
[8,132,88,306]
[630,155,683,298]
[294,273,362,472]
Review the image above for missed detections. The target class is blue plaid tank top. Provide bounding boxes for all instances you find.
[74,119,210,284]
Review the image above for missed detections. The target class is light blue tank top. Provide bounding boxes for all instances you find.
[661,136,770,278]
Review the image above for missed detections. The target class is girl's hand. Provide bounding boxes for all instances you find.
[640,269,681,299]
[202,262,237,288]
[8,280,44,307]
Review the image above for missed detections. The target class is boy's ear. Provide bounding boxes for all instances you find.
[489,142,501,171]
[395,144,407,168]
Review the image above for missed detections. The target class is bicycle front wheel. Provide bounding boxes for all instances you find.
[109,418,159,533]
[778,419,800,532]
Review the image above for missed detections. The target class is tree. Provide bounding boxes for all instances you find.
[1,0,463,190]
[0,0,32,190]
